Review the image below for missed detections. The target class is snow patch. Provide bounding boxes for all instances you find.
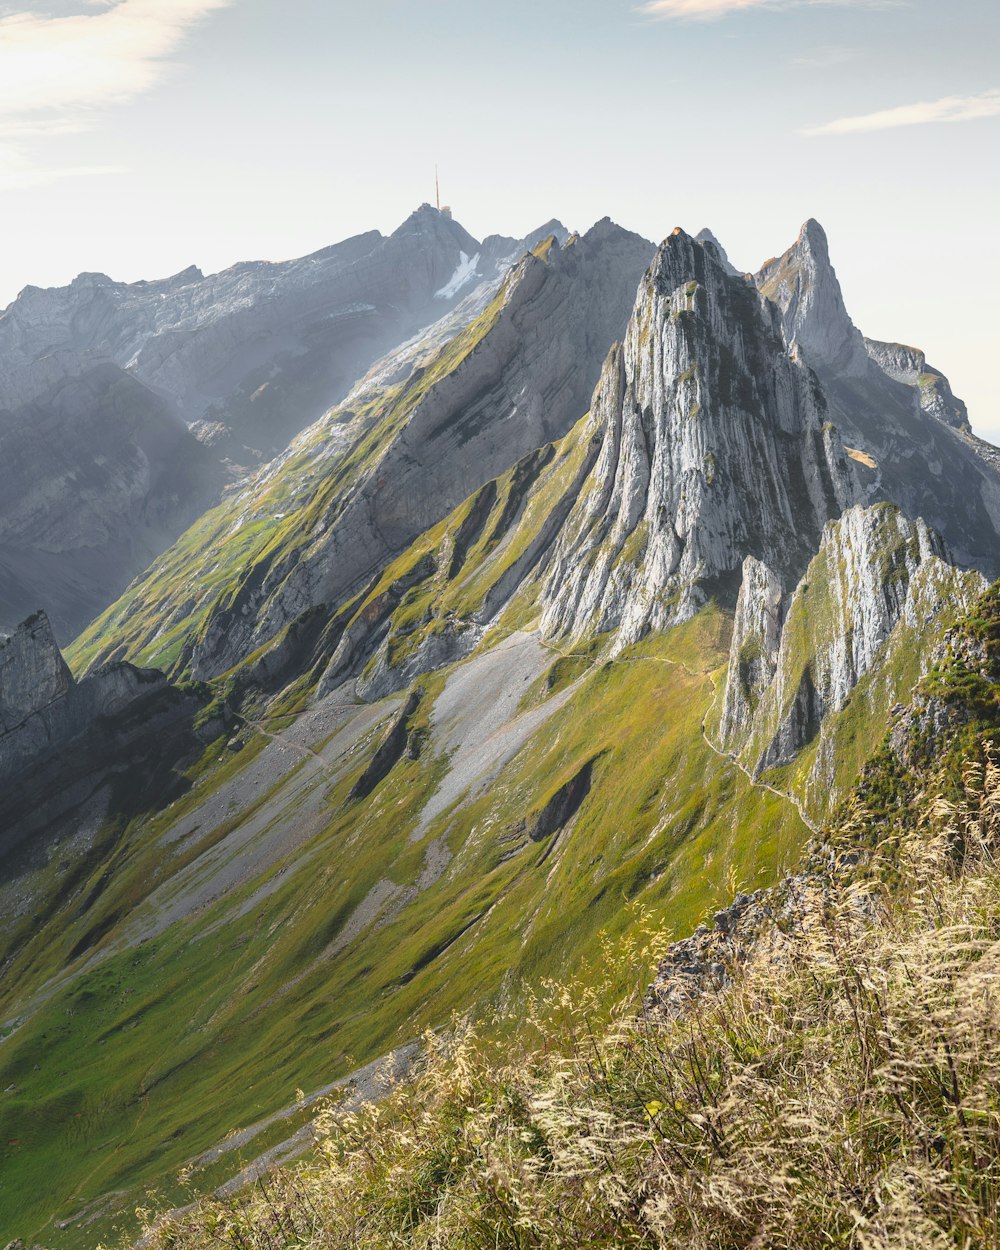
[435,252,480,300]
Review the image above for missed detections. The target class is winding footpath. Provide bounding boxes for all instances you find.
[539,634,820,837]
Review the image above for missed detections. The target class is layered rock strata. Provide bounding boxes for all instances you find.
[539,228,856,647]
[756,220,1000,573]
[719,504,988,776]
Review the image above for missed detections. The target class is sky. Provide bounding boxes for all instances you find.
[0,0,997,438]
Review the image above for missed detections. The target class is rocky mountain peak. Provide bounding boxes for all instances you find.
[797,215,830,255]
[0,610,72,734]
[695,227,739,275]
[539,230,857,649]
[756,217,866,376]
[584,216,636,245]
[752,221,1000,575]
[391,203,481,255]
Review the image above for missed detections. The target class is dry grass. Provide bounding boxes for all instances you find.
[135,759,1000,1250]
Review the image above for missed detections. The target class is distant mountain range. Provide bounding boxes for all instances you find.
[0,206,567,639]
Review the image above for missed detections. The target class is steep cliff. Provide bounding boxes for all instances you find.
[0,365,224,640]
[717,503,986,816]
[0,611,204,860]
[0,611,73,734]
[538,228,856,648]
[756,220,1000,574]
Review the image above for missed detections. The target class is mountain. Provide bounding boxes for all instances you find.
[70,219,656,680]
[756,219,1000,573]
[0,207,568,457]
[0,208,570,639]
[0,214,997,1247]
[536,228,856,648]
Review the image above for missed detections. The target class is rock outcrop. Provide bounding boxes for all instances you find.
[864,338,971,432]
[539,228,856,648]
[0,611,73,734]
[718,557,785,744]
[756,220,1000,575]
[719,504,988,782]
[0,611,204,859]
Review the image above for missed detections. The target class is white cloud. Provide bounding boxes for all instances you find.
[640,0,884,19]
[0,0,232,189]
[802,89,1000,135]
[0,0,233,117]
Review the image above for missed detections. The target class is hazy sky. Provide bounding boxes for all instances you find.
[1,0,997,437]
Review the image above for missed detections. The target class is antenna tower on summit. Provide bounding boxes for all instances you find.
[435,167,453,219]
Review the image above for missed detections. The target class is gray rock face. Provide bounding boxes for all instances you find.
[0,612,72,733]
[0,364,224,641]
[757,219,867,378]
[189,220,655,678]
[539,228,856,648]
[864,338,971,432]
[718,503,987,776]
[0,608,169,790]
[0,610,204,861]
[756,220,1000,575]
[718,557,785,745]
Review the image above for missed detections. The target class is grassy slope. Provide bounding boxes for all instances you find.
[0,604,812,1247]
[145,747,1000,1250]
[11,283,973,1246]
[6,445,962,1247]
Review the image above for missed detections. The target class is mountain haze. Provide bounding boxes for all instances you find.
[0,208,568,640]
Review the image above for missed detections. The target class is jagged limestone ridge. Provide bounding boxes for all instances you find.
[864,337,971,432]
[755,219,1000,575]
[718,503,988,794]
[538,228,856,651]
